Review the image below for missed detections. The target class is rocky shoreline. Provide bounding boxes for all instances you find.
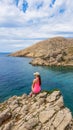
[10,37,73,67]
[29,57,73,67]
[0,90,73,130]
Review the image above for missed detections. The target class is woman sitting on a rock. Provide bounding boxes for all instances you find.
[30,72,41,96]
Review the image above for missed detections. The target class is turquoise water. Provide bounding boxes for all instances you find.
[0,53,73,114]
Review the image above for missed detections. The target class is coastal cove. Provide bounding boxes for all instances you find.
[0,53,73,114]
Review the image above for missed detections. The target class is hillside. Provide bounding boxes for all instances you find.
[10,37,73,66]
[0,90,73,130]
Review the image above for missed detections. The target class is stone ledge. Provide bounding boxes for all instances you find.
[0,90,73,130]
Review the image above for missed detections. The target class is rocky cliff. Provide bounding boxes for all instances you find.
[0,90,73,130]
[10,37,73,66]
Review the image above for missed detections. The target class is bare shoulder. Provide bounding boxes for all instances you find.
[33,78,38,83]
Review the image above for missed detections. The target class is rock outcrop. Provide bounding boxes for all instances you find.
[0,90,73,130]
[10,37,73,66]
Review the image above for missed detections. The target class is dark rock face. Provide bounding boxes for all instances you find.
[10,37,73,66]
[0,91,73,130]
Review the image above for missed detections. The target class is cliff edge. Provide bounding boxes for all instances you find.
[10,37,73,66]
[0,90,73,130]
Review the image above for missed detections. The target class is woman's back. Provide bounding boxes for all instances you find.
[33,78,41,93]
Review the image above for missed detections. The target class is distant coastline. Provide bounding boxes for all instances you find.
[10,37,73,67]
[0,52,11,56]
[0,52,10,54]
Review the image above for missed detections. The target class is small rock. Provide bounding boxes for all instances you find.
[39,109,55,123]
[20,105,28,113]
[57,108,72,130]
[3,121,13,130]
[25,113,33,121]
[56,54,64,62]
[53,96,64,110]
[37,92,47,98]
[53,109,65,128]
[21,94,27,99]
[0,108,11,125]
[46,91,61,103]
[25,117,39,130]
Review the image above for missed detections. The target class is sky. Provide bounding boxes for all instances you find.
[0,0,73,52]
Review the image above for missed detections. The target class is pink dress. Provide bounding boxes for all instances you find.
[32,80,41,94]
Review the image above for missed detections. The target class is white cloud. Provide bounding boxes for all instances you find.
[0,0,73,52]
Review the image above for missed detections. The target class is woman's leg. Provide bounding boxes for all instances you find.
[29,86,34,96]
[29,91,33,96]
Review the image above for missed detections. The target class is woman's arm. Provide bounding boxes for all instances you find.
[32,78,37,90]
[32,79,35,88]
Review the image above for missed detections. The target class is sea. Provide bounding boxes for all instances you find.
[0,53,73,114]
